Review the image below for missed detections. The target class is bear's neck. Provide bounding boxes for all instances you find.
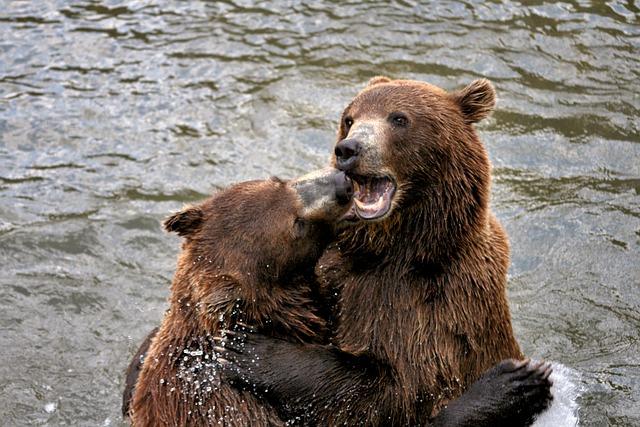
[337,197,487,267]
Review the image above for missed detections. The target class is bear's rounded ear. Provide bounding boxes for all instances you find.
[367,76,391,87]
[163,205,204,237]
[451,79,496,124]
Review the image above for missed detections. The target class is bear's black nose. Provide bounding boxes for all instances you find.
[334,171,353,205]
[334,138,361,171]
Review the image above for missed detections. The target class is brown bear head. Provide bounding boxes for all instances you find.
[333,77,496,260]
[162,168,352,331]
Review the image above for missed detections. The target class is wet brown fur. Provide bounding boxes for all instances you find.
[129,179,331,426]
[315,77,523,424]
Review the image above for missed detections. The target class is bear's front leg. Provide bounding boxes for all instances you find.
[217,331,554,426]
[214,329,386,423]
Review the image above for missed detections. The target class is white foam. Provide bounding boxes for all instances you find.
[532,362,582,427]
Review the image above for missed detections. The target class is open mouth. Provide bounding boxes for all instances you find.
[349,175,396,220]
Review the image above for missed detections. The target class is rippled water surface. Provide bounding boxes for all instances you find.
[1,1,638,425]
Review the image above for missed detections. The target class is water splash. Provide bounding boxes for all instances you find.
[43,402,57,414]
[532,362,582,427]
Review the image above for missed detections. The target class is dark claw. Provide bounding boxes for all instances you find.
[235,321,256,332]
[216,356,231,366]
[220,328,248,340]
[515,360,554,390]
[212,330,279,393]
[215,330,248,354]
[505,358,529,372]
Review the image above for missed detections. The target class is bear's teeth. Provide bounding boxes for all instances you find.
[352,179,363,197]
[354,193,385,213]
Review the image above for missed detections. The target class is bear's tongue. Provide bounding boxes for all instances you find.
[352,177,395,220]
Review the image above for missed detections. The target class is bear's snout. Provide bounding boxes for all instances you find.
[334,138,361,171]
[290,168,354,221]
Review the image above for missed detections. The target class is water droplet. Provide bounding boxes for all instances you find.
[44,402,57,413]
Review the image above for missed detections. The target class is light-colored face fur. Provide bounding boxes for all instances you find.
[343,119,394,178]
[290,167,352,220]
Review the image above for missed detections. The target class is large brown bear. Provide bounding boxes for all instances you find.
[122,168,354,426]
[218,77,553,425]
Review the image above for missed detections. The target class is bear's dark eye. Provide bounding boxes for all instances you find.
[389,113,409,127]
[344,116,354,129]
[293,218,308,237]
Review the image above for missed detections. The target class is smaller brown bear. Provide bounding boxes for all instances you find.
[123,168,353,426]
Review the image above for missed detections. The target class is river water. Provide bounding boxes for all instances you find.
[0,1,638,425]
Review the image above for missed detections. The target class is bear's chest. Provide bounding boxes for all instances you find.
[333,268,485,382]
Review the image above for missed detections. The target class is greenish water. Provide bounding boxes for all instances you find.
[0,1,638,425]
